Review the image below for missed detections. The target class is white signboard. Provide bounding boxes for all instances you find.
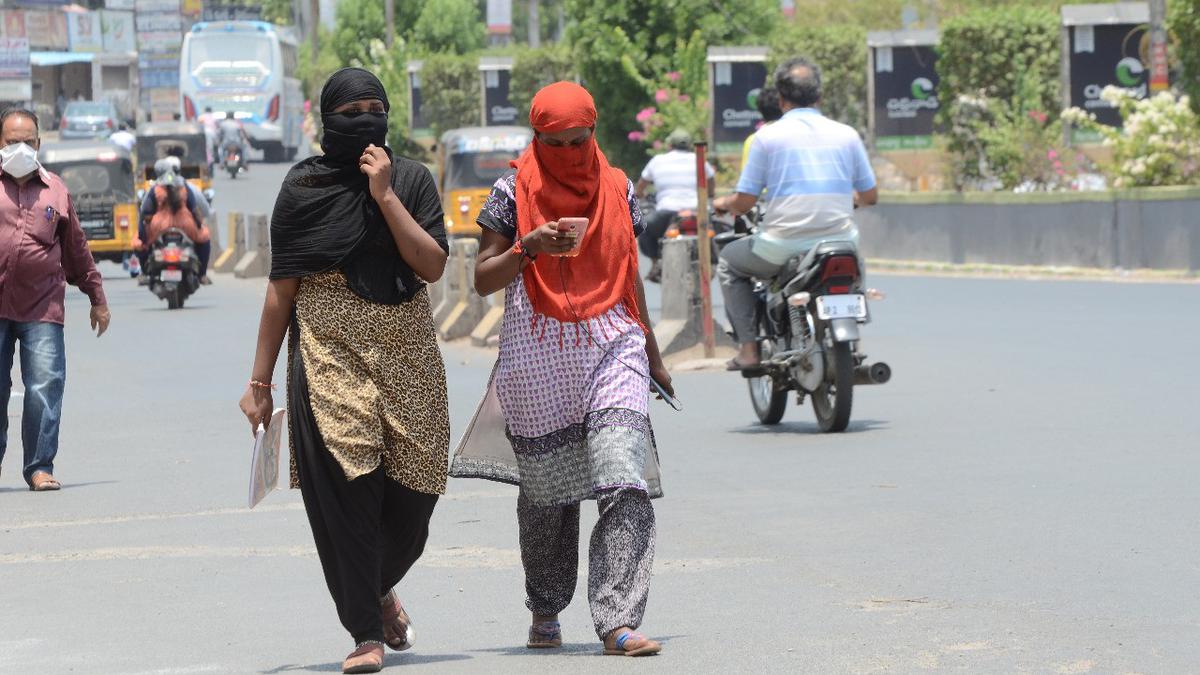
[68,10,104,53]
[101,10,135,53]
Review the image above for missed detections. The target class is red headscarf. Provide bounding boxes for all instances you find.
[512,82,643,332]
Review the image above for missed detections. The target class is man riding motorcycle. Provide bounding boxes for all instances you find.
[217,111,250,173]
[135,159,212,285]
[634,128,715,283]
[712,57,878,371]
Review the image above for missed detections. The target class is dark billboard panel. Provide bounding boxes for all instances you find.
[484,67,517,126]
[872,43,939,150]
[409,65,431,140]
[1068,22,1149,136]
[710,58,766,155]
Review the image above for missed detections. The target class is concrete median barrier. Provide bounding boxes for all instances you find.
[654,236,731,356]
[212,213,244,274]
[233,214,271,279]
[470,288,505,346]
[437,238,488,341]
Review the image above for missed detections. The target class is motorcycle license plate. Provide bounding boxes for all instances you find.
[80,220,107,230]
[816,294,867,320]
[161,269,183,283]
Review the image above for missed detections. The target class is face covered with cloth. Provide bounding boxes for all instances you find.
[511,81,646,332]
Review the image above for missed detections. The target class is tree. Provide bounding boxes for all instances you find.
[565,0,778,171]
[769,25,867,134]
[411,0,486,55]
[1169,0,1200,113]
[420,53,483,138]
[510,43,578,123]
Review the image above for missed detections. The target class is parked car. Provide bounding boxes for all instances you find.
[59,101,120,140]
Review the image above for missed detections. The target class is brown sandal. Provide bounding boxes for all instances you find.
[342,641,384,674]
[29,472,61,492]
[526,620,562,649]
[380,590,414,651]
[603,630,662,657]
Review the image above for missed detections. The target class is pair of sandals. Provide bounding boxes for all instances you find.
[527,620,662,657]
[341,591,413,674]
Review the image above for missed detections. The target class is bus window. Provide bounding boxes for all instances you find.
[281,42,298,79]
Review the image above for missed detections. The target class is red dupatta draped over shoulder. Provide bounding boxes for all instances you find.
[511,81,644,333]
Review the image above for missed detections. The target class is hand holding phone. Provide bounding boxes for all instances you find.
[554,217,589,257]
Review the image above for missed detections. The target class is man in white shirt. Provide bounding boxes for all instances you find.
[634,129,715,282]
[108,123,135,152]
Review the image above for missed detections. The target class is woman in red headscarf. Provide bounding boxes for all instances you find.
[450,82,671,657]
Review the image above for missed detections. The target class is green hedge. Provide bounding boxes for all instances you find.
[768,24,867,134]
[420,53,482,140]
[510,44,579,126]
[1170,0,1200,114]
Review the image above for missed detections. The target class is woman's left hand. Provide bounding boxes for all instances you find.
[650,363,674,399]
[360,144,393,204]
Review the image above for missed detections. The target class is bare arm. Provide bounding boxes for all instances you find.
[475,223,577,296]
[855,187,879,208]
[238,278,299,434]
[361,145,448,283]
[712,192,759,216]
[635,177,651,200]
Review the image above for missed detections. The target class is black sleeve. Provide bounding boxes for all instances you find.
[396,159,449,254]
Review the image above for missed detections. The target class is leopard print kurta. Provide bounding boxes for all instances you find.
[287,270,449,495]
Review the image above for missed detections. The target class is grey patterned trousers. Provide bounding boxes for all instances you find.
[517,487,656,639]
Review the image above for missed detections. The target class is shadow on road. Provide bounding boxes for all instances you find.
[728,419,890,435]
[263,653,472,673]
[471,634,683,657]
[0,480,118,493]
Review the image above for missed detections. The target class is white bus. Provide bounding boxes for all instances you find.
[179,21,303,162]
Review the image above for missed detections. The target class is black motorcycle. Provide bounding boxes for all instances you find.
[145,228,202,310]
[714,218,891,431]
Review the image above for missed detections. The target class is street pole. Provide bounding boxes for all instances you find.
[1148,0,1169,94]
[694,141,716,359]
[309,0,319,68]
[385,0,395,48]
[528,0,541,48]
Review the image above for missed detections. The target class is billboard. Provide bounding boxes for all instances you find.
[409,64,431,139]
[24,10,69,50]
[1,11,27,39]
[0,37,31,101]
[483,67,517,126]
[67,10,104,54]
[872,44,940,150]
[1068,23,1149,132]
[100,10,136,53]
[708,52,767,155]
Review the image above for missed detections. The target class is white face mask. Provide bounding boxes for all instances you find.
[1,142,40,179]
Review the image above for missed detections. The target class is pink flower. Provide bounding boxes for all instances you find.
[655,89,670,104]
[627,131,646,142]
[1028,110,1048,124]
[678,94,690,103]
[1053,160,1063,170]
[652,140,664,150]
[1047,149,1058,160]
[636,107,656,123]
[666,71,681,83]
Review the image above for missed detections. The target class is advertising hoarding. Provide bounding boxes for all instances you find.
[482,59,517,126]
[869,32,940,151]
[67,10,104,54]
[708,47,768,156]
[100,10,136,53]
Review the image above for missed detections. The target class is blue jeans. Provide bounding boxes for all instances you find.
[0,320,66,483]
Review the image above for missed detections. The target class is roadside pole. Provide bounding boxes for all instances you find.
[694,141,716,358]
[1148,0,1169,94]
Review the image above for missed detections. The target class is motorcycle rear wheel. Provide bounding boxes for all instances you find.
[167,289,185,310]
[748,316,788,425]
[811,339,853,432]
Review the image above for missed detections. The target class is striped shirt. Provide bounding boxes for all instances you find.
[736,108,876,264]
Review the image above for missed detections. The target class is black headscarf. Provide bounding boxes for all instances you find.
[269,68,420,304]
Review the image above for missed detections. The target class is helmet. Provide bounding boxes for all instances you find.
[666,128,693,150]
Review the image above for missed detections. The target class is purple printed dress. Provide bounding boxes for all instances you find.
[449,172,664,506]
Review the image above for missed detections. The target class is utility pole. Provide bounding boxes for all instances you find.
[528,0,541,48]
[1148,0,1169,94]
[309,0,319,68]
[385,0,395,48]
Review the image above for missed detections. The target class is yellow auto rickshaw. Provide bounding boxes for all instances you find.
[135,121,212,197]
[438,127,532,237]
[39,141,139,264]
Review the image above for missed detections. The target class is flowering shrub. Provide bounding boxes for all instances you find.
[628,72,707,153]
[1063,87,1200,188]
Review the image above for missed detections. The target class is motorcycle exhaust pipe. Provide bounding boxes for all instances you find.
[854,362,891,385]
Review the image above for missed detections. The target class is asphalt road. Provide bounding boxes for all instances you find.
[2,162,1198,674]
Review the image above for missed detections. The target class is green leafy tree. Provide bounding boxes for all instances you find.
[411,0,486,55]
[936,4,1060,187]
[1170,0,1200,114]
[510,43,578,123]
[420,53,483,138]
[768,24,867,134]
[565,0,778,171]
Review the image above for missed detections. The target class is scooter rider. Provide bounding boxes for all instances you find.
[634,129,715,283]
[135,159,212,285]
[217,111,250,172]
[712,57,878,371]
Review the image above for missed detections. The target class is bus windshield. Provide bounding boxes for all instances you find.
[188,33,272,70]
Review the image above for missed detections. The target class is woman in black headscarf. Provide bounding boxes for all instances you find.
[238,68,450,674]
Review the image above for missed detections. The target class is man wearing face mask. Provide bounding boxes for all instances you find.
[0,109,110,492]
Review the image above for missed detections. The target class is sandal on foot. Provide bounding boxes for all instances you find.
[29,472,61,491]
[603,631,661,657]
[342,641,384,674]
[380,590,414,652]
[526,621,562,649]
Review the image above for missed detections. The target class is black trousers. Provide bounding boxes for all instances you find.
[291,340,439,645]
[637,209,678,260]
